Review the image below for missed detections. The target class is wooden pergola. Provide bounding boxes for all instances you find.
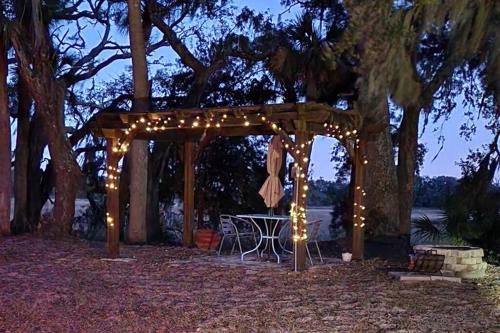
[92,101,368,271]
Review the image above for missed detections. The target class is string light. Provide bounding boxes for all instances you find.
[105,108,368,250]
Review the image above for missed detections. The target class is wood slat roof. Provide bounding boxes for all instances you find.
[91,102,363,142]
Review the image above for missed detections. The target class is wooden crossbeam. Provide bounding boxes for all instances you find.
[91,102,363,139]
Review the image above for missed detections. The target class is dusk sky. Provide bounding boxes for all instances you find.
[15,0,491,180]
[235,1,495,180]
[92,0,494,180]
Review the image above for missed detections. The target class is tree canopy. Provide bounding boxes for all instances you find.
[0,0,498,244]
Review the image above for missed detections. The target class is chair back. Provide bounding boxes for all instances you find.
[306,220,322,242]
[219,215,237,235]
[278,220,291,240]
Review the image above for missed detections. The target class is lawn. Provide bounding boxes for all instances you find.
[0,236,498,332]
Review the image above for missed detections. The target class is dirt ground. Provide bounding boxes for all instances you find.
[0,236,498,333]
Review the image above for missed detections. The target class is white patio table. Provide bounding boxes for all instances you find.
[236,214,290,264]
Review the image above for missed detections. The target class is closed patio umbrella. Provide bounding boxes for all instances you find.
[259,135,285,209]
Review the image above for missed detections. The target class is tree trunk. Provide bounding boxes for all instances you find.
[40,85,80,236]
[0,32,11,236]
[12,76,32,234]
[11,1,81,237]
[362,102,400,236]
[119,155,130,240]
[397,105,420,234]
[26,113,47,229]
[127,0,150,243]
[343,0,399,237]
[146,148,162,242]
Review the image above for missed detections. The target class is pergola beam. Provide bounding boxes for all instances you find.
[94,102,371,272]
[292,120,309,271]
[183,142,195,247]
[105,138,120,258]
[91,102,363,139]
[352,140,367,260]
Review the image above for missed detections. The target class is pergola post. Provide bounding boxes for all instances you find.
[183,141,195,247]
[106,138,120,258]
[293,125,308,271]
[352,140,366,260]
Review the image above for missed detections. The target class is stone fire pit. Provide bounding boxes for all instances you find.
[413,245,487,279]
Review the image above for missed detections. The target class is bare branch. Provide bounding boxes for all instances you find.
[147,0,206,73]
[65,38,168,85]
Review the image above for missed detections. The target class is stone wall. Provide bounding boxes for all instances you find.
[413,245,487,279]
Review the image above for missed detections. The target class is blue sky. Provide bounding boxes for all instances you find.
[82,0,496,179]
[310,113,492,179]
[239,1,494,180]
[10,0,493,181]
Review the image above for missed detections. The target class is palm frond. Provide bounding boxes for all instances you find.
[412,214,443,242]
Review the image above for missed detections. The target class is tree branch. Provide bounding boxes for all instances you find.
[147,0,206,73]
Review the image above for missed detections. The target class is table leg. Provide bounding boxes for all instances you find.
[241,217,263,261]
[271,220,281,264]
[260,219,270,257]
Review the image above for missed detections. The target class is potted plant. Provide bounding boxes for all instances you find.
[194,228,221,251]
[193,211,221,251]
[342,251,352,262]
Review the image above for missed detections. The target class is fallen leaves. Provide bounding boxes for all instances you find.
[0,235,498,332]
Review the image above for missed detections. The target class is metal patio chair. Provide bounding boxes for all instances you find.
[278,220,292,254]
[218,215,259,255]
[278,219,324,265]
[306,220,324,264]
